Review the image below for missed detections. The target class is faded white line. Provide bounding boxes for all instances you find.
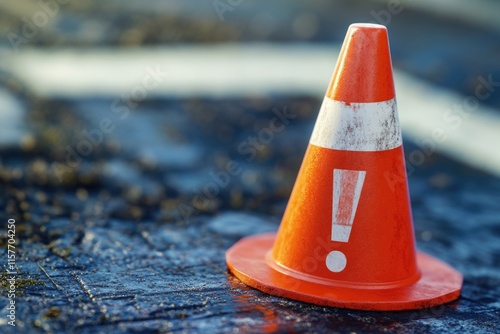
[2,44,500,177]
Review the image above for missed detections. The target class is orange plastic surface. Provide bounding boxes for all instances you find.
[227,233,462,311]
[326,23,395,103]
[272,145,417,286]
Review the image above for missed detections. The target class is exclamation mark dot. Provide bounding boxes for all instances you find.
[326,251,347,273]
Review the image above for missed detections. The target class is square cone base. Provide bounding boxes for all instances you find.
[226,233,462,311]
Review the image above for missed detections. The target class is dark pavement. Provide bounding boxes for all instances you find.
[0,1,499,333]
[0,97,499,333]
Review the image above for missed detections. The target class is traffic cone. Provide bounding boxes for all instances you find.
[226,23,462,311]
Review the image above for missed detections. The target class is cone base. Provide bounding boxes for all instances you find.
[226,233,462,311]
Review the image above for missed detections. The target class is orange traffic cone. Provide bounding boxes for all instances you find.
[226,23,462,311]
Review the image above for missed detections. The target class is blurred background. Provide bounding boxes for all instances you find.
[0,1,499,333]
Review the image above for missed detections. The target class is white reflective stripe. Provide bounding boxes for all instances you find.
[310,97,402,151]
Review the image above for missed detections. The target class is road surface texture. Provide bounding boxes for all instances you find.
[0,96,498,333]
[0,1,499,333]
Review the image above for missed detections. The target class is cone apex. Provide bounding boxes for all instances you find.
[327,23,394,103]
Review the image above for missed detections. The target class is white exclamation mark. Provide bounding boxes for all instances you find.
[326,169,366,273]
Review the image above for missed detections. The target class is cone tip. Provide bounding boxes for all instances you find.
[327,22,394,103]
[349,23,387,31]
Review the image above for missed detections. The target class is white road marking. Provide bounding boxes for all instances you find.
[2,44,500,177]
